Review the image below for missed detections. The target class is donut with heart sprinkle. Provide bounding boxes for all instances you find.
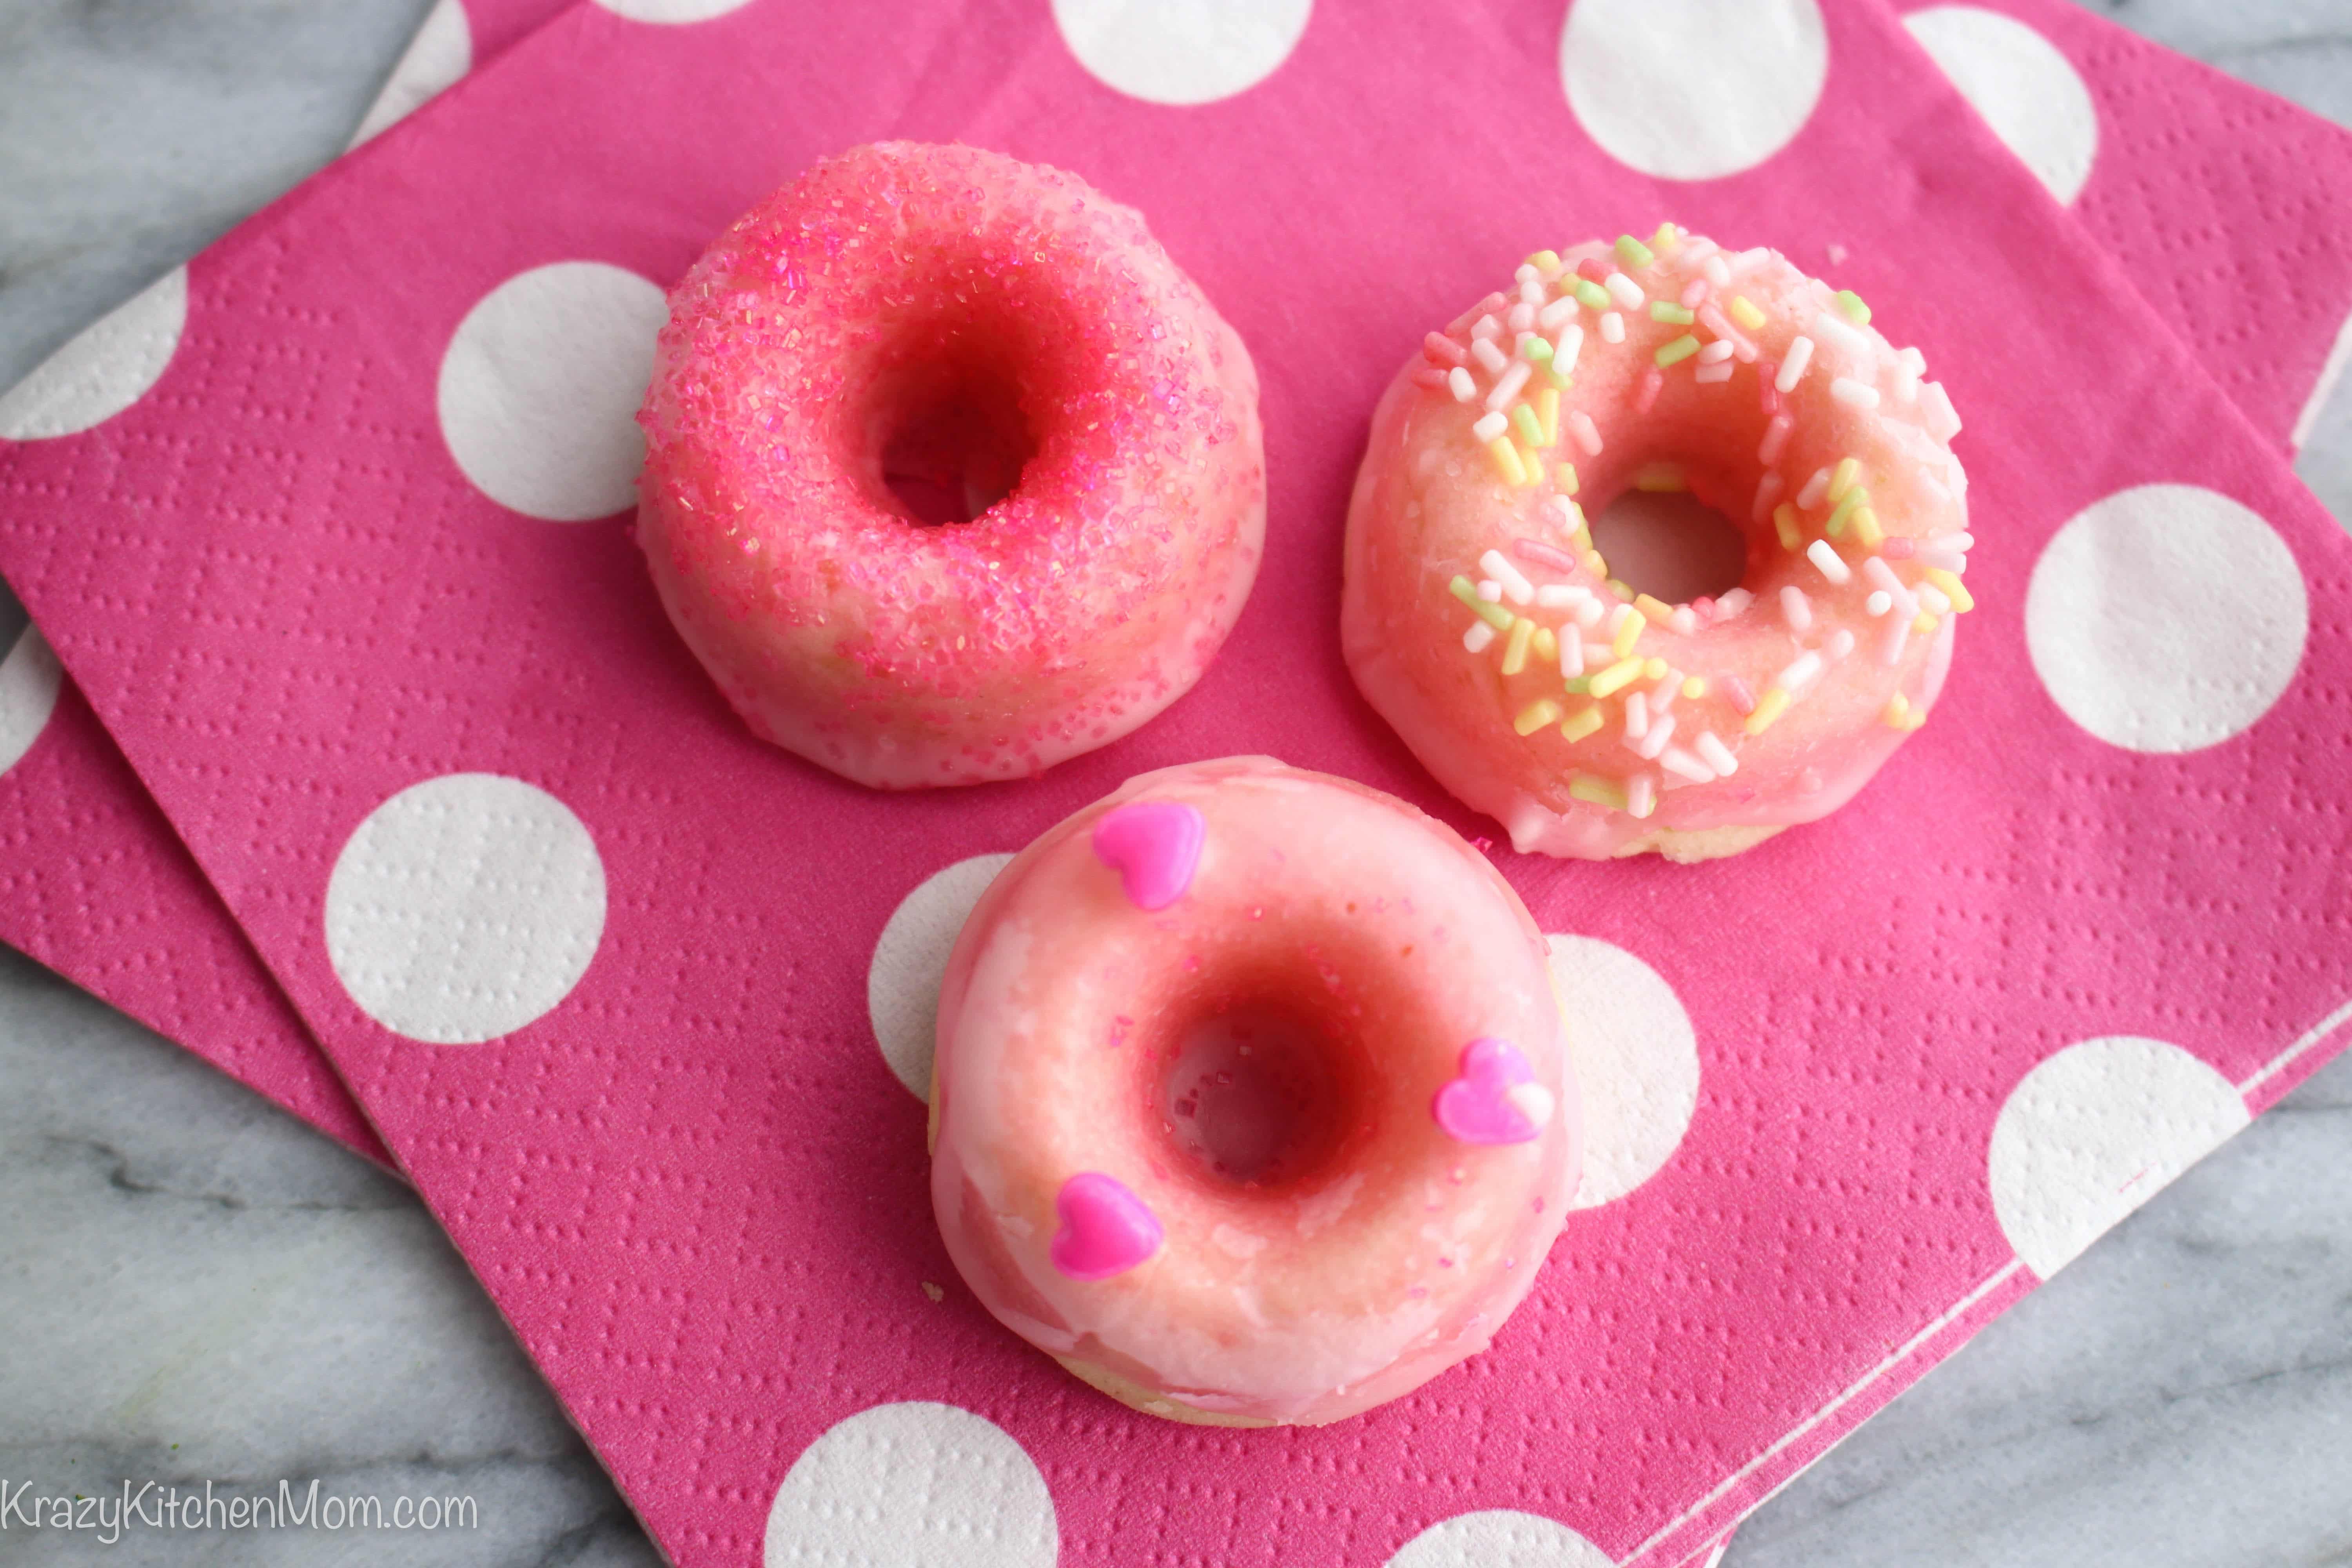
[927,756,1581,1426]
[1343,227,1971,860]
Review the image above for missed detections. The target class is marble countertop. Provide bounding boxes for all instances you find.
[1,2,2348,1564]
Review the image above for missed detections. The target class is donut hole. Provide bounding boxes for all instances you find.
[1158,1000,1356,1189]
[873,358,1040,526]
[1588,486,1749,605]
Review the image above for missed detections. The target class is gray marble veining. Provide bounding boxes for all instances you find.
[1,2,2350,1564]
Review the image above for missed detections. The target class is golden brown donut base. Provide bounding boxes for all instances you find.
[1610,822,1786,862]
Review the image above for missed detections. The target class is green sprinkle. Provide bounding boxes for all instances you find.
[1511,404,1544,446]
[1649,301,1695,325]
[1544,363,1575,389]
[1569,775,1629,811]
[1835,289,1872,325]
[1573,278,1612,311]
[1825,485,1870,538]
[1520,335,1553,364]
[1450,574,1516,630]
[1654,334,1701,368]
[1564,675,1592,695]
[1615,234,1655,270]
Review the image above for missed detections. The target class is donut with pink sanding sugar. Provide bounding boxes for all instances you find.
[635,143,1265,788]
[928,757,1581,1426]
[1344,227,1973,860]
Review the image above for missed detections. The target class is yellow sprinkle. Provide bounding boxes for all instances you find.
[1486,437,1529,486]
[1514,697,1563,736]
[1516,442,1541,486]
[1527,249,1562,274]
[1882,693,1911,728]
[1826,486,1868,537]
[1744,686,1792,735]
[1536,387,1561,449]
[1850,505,1884,549]
[1903,707,1929,731]
[1588,657,1645,698]
[1560,704,1604,742]
[1681,677,1708,700]
[1583,549,1608,577]
[1650,221,1681,254]
[1913,611,1940,635]
[1532,625,1559,663]
[1728,296,1766,332]
[1608,579,1635,601]
[1612,609,1647,659]
[1633,593,1676,626]
[1568,774,1628,810]
[1828,457,1861,504]
[1502,615,1535,675]
[1555,461,1580,495]
[1634,461,1687,493]
[1773,503,1803,552]
[1643,657,1669,681]
[1923,566,1975,612]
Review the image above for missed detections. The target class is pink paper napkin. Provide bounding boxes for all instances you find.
[3,2,2351,1565]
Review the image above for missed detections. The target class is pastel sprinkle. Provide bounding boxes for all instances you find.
[1471,337,1509,375]
[1642,656,1668,681]
[1776,336,1814,392]
[1828,457,1861,503]
[1920,381,1963,442]
[1487,438,1530,486]
[1650,222,1681,253]
[1464,621,1497,653]
[1752,470,1785,523]
[1866,590,1892,617]
[1728,295,1766,332]
[1626,773,1657,818]
[1759,413,1793,465]
[1486,359,1534,411]
[1659,746,1712,784]
[1518,333,1553,366]
[1423,331,1470,367]
[1599,310,1627,343]
[1539,295,1581,332]
[1616,234,1656,270]
[1527,249,1563,274]
[1553,324,1585,374]
[1448,367,1477,403]
[1570,774,1628,810]
[1636,366,1664,412]
[1555,461,1580,494]
[1780,585,1813,633]
[1532,625,1559,662]
[1655,334,1701,367]
[1744,686,1792,735]
[1451,575,1516,630]
[1612,608,1647,660]
[1797,465,1833,509]
[1502,615,1536,676]
[1681,677,1708,700]
[1588,656,1644,698]
[1604,272,1646,310]
[1558,627,1586,677]
[1568,411,1603,455]
[1479,548,1535,604]
[1694,730,1739,775]
[1773,503,1803,552]
[1572,278,1612,310]
[1923,566,1975,612]
[1513,695,1560,735]
[1830,376,1881,410]
[1561,704,1604,742]
[1514,535,1580,572]
[1835,289,1871,324]
[1512,403,1545,448]
[1914,611,1940,635]
[1849,505,1884,549]
[1825,485,1867,537]
[1806,539,1854,584]
[1695,360,1734,384]
[1472,410,1508,443]
[1535,387,1561,448]
[1882,692,1911,728]
[1634,593,1676,626]
[1650,301,1696,325]
[1723,675,1757,714]
[1697,338,1735,364]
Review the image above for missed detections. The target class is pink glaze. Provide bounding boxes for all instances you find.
[930,757,1579,1425]
[636,143,1266,788]
[1343,232,1971,859]
[1091,800,1205,911]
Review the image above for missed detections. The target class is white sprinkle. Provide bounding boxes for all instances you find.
[1472,410,1508,443]
[1583,639,1614,663]
[1605,601,1633,637]
[1679,278,1710,308]
[1624,690,1649,741]
[1893,358,1920,405]
[1777,651,1824,691]
[1464,621,1497,653]
[1636,712,1677,760]
[1659,745,1713,784]
[1681,238,1719,265]
[1471,337,1509,375]
[1668,606,1699,635]
[1752,470,1785,524]
[1535,583,1588,609]
[1515,263,1540,283]
[1574,598,1606,631]
[1780,585,1813,632]
[1797,466,1833,510]
[1881,614,1911,667]
[1559,630,1586,677]
[1568,411,1603,455]
[1916,583,1953,614]
[1695,361,1734,383]
[1471,314,1503,341]
[1702,254,1730,288]
[1830,376,1881,409]
[1518,277,1546,308]
[1714,586,1755,619]
[1825,628,1856,661]
[1605,272,1645,310]
[1694,731,1739,776]
[1811,310,1869,358]
[1806,539,1853,585]
[1627,772,1657,818]
[1728,247,1770,276]
[1898,346,1927,376]
[1866,590,1892,617]
[1508,301,1536,333]
[1776,336,1814,393]
[1861,554,1915,611]
[1759,413,1792,465]
[1553,323,1584,373]
[1942,532,1976,552]
[1698,338,1735,364]
[1919,547,1967,573]
[1481,549,1535,605]
[1599,311,1626,344]
[1539,296,1581,332]
[1448,367,1477,403]
[1920,381,1962,443]
[1477,579,1504,603]
[1485,359,1533,411]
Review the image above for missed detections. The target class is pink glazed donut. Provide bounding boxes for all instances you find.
[635,143,1265,788]
[1345,227,1973,860]
[929,756,1579,1426]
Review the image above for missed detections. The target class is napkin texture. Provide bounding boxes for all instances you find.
[2,2,2351,1565]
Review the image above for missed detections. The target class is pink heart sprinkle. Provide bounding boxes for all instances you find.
[1091,801,1205,911]
[1050,1172,1164,1281]
[1433,1037,1551,1145]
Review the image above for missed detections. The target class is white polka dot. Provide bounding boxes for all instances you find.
[1905,6,2097,205]
[2026,484,2307,752]
[593,0,756,22]
[0,269,188,441]
[1561,0,1828,181]
[1546,935,1699,1208]
[437,261,667,522]
[870,854,1014,1098]
[1053,0,1311,106]
[324,774,606,1044]
[348,0,472,149]
[1387,1510,1617,1568]
[0,624,64,779]
[2291,308,2352,455]
[1989,1036,2248,1279]
[762,1401,1055,1568]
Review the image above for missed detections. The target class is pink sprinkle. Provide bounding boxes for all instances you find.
[1446,292,1510,335]
[1423,331,1470,367]
[1883,537,1917,560]
[1758,413,1793,465]
[1412,366,1449,389]
[1575,256,1611,284]
[1691,595,1716,617]
[1568,411,1603,456]
[1635,367,1664,414]
[1512,537,1581,572]
[1679,278,1710,308]
[1723,676,1757,715]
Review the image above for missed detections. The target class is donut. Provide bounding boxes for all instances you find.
[635,143,1265,788]
[928,756,1579,1426]
[1343,228,1971,860]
